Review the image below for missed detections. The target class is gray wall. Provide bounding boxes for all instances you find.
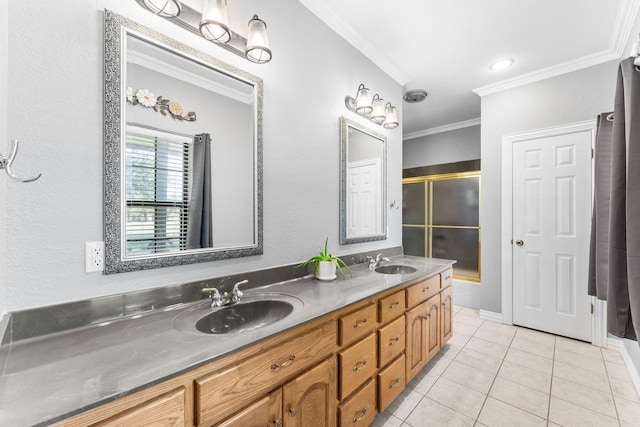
[478,60,619,313]
[3,0,403,312]
[403,125,481,168]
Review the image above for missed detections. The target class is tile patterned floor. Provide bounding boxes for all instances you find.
[371,305,640,427]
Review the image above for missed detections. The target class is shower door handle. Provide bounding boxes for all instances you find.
[515,240,524,246]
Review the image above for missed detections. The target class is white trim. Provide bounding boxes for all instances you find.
[501,121,598,339]
[298,0,411,85]
[607,337,640,397]
[403,118,481,141]
[592,298,609,348]
[474,0,640,97]
[479,310,503,323]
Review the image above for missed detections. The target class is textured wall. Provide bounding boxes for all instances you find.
[4,0,402,311]
[477,61,618,313]
[402,125,481,169]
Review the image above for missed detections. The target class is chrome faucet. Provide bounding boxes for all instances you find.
[202,279,248,308]
[367,253,390,270]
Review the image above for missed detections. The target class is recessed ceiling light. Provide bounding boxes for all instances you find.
[489,58,515,71]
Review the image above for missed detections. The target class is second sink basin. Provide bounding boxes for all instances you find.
[375,264,418,275]
[174,293,304,335]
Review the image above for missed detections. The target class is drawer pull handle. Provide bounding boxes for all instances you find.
[274,419,282,427]
[353,319,368,328]
[271,355,296,371]
[389,302,399,309]
[422,314,430,320]
[389,377,400,388]
[388,337,400,346]
[289,407,297,417]
[445,275,451,281]
[422,287,430,292]
[353,360,368,371]
[353,408,367,422]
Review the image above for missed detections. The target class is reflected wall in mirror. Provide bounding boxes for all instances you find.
[104,10,262,274]
[340,117,387,244]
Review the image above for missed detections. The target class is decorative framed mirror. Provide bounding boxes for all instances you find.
[339,117,387,245]
[104,10,263,273]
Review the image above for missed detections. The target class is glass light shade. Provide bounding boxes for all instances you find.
[383,103,399,129]
[355,84,372,115]
[245,15,272,64]
[142,0,181,17]
[199,0,231,43]
[370,95,386,124]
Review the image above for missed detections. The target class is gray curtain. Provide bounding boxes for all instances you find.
[186,133,213,250]
[604,57,640,340]
[588,113,613,300]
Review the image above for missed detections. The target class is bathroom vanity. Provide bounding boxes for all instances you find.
[0,256,453,426]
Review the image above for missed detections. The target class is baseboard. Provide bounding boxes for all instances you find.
[607,337,640,398]
[479,310,503,323]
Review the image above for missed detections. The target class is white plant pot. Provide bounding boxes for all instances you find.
[316,260,337,281]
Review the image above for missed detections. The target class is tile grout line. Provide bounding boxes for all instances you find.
[546,335,557,425]
[601,346,623,426]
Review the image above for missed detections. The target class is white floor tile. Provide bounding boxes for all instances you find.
[478,397,546,427]
[454,348,503,375]
[550,376,616,418]
[504,348,553,375]
[553,360,610,393]
[497,360,551,394]
[549,397,618,427]
[426,377,486,420]
[384,388,423,420]
[404,397,474,427]
[441,360,496,394]
[488,377,549,418]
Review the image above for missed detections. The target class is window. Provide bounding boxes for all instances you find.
[125,126,192,256]
[402,171,481,281]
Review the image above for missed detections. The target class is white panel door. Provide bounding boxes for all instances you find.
[347,159,381,237]
[512,131,592,341]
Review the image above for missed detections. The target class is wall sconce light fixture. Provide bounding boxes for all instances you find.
[135,0,272,64]
[345,84,399,129]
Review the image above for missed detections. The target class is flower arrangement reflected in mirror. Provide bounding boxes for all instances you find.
[127,87,197,121]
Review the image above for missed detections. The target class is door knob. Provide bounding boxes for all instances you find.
[515,240,524,246]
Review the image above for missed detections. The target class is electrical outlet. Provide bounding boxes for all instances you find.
[85,241,105,273]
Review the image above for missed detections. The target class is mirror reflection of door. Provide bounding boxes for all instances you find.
[347,158,382,237]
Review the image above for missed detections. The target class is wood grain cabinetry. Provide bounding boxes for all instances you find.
[91,387,186,427]
[282,356,336,427]
[54,266,453,427]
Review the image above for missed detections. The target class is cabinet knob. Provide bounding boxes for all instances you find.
[353,319,368,328]
[289,407,297,417]
[353,408,367,422]
[353,360,368,371]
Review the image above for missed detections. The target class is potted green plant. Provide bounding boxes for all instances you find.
[297,237,351,281]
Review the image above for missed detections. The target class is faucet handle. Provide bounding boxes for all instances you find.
[231,279,248,302]
[202,287,223,307]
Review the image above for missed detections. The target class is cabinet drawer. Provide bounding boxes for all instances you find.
[338,378,377,427]
[441,268,453,289]
[406,275,440,308]
[377,354,406,412]
[195,321,336,426]
[92,387,185,427]
[339,333,377,400]
[377,316,405,368]
[378,290,405,324]
[339,303,376,346]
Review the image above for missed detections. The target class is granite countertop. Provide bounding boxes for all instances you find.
[0,255,454,426]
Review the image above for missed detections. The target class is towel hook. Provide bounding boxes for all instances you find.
[0,140,42,183]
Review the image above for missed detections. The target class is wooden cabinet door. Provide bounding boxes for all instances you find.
[425,294,441,361]
[217,389,282,427]
[282,356,337,427]
[440,286,453,346]
[405,301,428,382]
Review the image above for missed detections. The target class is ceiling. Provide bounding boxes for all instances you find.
[299,0,640,139]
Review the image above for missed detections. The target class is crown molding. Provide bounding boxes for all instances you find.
[474,0,640,97]
[403,117,481,141]
[298,0,412,85]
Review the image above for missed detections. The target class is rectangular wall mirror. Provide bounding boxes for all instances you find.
[340,117,387,244]
[104,11,263,273]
